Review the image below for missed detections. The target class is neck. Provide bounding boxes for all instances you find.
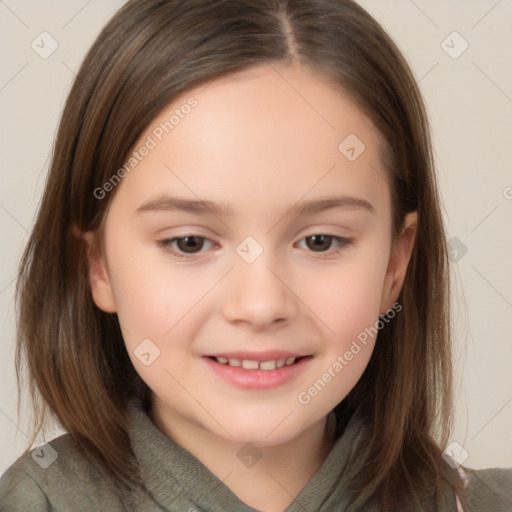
[149,397,338,512]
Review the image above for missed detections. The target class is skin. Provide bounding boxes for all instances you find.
[84,61,417,512]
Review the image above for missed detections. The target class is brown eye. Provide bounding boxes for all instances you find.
[305,235,334,252]
[157,235,216,259]
[297,234,352,257]
[175,236,205,253]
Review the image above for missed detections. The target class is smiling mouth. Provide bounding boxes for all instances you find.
[203,355,313,389]
[207,355,310,370]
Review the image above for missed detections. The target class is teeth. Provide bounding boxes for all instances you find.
[213,356,299,369]
[241,359,259,370]
[260,360,277,371]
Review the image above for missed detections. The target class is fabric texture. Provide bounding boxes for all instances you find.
[1,398,511,511]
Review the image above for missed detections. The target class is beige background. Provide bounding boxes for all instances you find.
[1,1,511,473]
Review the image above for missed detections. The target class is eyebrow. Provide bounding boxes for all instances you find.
[135,194,376,217]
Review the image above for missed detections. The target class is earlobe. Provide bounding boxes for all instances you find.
[81,230,117,313]
[379,211,418,315]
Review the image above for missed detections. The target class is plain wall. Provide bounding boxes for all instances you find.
[1,0,511,473]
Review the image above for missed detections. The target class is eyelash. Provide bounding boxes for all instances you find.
[156,234,353,260]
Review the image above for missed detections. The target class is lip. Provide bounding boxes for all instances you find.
[203,350,307,362]
[202,355,313,390]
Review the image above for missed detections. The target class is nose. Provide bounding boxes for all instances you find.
[221,252,298,330]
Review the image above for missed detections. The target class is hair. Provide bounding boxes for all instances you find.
[13,0,465,510]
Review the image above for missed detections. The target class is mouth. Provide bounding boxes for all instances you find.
[207,355,309,370]
[202,354,313,389]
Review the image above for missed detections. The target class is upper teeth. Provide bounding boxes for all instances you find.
[214,356,297,370]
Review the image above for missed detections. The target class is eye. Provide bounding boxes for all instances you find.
[157,235,216,258]
[296,234,352,257]
[157,233,353,260]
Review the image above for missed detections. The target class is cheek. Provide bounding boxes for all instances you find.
[297,258,388,412]
[106,240,205,348]
[305,248,389,341]
[106,248,208,393]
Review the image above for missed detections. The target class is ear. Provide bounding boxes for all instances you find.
[81,230,117,313]
[379,211,418,315]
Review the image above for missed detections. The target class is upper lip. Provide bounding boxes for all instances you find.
[204,351,310,362]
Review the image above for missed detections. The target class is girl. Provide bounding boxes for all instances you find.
[1,0,510,511]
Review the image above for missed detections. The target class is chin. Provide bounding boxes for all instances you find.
[204,412,311,447]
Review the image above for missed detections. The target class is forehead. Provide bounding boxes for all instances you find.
[110,62,389,220]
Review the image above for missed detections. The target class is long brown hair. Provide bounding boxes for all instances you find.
[13,0,463,509]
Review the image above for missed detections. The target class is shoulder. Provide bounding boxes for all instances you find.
[457,465,512,512]
[0,434,126,511]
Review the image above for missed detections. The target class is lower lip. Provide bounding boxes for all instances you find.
[202,356,312,390]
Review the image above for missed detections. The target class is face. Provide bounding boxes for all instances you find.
[86,62,416,446]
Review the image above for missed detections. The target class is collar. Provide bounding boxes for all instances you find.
[127,398,368,512]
